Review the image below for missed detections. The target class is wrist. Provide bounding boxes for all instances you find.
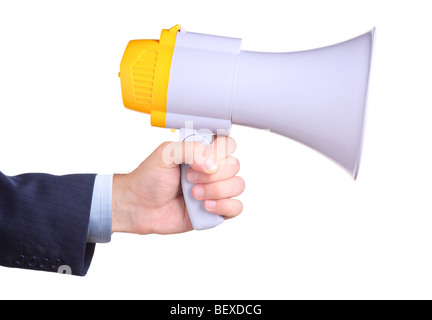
[112,173,133,233]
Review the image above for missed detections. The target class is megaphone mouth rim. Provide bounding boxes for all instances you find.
[351,27,376,181]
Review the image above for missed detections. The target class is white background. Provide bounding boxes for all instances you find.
[0,0,431,300]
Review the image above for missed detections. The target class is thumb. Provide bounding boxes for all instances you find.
[156,140,219,174]
[190,136,238,173]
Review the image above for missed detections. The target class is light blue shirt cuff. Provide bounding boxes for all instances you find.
[87,174,113,243]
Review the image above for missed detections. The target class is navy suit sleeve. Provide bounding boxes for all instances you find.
[0,172,96,276]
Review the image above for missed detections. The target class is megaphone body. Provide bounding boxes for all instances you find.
[119,25,375,230]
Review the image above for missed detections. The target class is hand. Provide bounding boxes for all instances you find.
[111,136,245,235]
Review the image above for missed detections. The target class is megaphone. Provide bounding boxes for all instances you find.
[119,25,375,230]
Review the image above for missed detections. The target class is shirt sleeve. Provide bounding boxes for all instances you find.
[87,174,113,244]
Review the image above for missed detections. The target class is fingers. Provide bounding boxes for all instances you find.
[192,176,245,201]
[186,157,240,184]
[157,136,245,220]
[192,177,245,218]
[203,199,243,219]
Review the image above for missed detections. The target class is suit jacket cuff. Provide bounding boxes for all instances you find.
[0,172,97,276]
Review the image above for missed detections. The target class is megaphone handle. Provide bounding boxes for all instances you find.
[180,129,224,230]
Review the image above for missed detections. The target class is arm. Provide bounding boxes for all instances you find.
[0,136,245,275]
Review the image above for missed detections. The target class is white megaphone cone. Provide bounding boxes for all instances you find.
[119,25,375,230]
[231,30,375,178]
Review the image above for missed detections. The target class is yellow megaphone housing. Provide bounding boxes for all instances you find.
[119,24,375,230]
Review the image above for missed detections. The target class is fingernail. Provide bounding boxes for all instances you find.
[204,156,218,172]
[205,200,217,210]
[194,186,205,199]
[187,171,198,183]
